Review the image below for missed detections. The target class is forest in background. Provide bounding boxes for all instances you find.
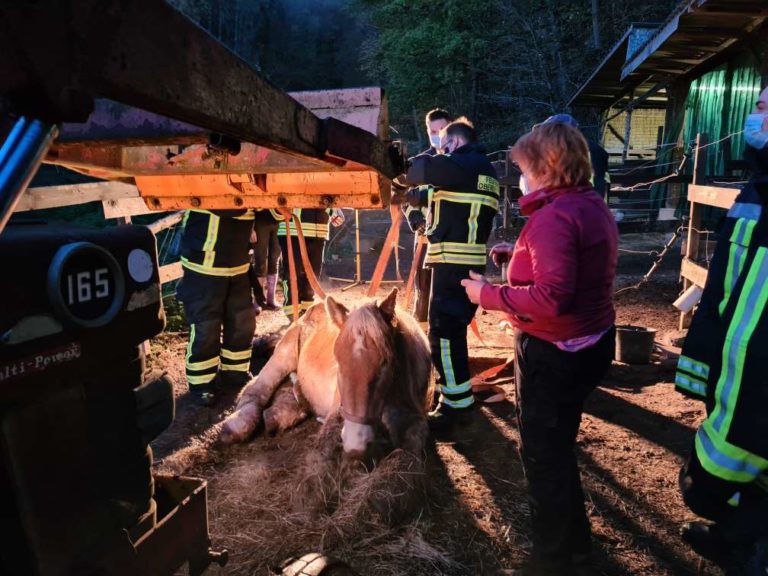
[169,0,680,150]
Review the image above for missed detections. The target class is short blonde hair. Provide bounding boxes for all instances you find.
[510,122,591,189]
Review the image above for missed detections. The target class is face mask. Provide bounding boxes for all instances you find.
[519,174,530,195]
[429,134,441,149]
[744,113,768,150]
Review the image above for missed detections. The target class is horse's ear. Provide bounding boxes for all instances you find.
[378,287,398,322]
[325,295,349,328]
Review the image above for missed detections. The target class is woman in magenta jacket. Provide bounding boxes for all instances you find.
[462,121,618,576]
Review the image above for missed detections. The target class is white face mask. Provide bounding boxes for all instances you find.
[744,113,768,150]
[429,134,441,149]
[519,174,531,195]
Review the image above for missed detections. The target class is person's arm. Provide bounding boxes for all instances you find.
[480,211,579,318]
[404,154,466,188]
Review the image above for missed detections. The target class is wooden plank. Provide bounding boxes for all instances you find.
[15,181,139,212]
[159,262,183,284]
[688,184,740,210]
[102,196,153,218]
[146,211,184,234]
[681,258,708,288]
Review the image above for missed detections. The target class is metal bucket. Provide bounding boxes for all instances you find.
[615,325,657,364]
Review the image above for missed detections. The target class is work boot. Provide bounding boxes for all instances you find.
[428,402,475,438]
[681,521,732,566]
[189,383,216,407]
[264,274,280,310]
[218,371,252,390]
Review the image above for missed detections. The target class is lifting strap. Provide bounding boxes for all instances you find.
[278,209,327,322]
[366,203,403,297]
[403,235,428,311]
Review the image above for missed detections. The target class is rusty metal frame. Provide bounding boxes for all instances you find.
[0,0,403,211]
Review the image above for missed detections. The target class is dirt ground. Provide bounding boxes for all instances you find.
[148,227,721,576]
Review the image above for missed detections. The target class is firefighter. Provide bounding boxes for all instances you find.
[249,209,281,313]
[675,98,768,574]
[177,209,256,406]
[403,117,499,434]
[272,207,344,318]
[403,108,453,324]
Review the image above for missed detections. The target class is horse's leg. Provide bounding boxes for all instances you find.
[382,407,428,456]
[316,408,344,460]
[292,409,346,514]
[220,323,301,444]
[263,383,310,435]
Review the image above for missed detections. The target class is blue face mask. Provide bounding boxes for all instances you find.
[429,134,441,149]
[744,113,768,150]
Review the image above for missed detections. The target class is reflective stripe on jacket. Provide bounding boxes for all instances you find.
[180,209,254,276]
[271,208,333,239]
[676,177,768,483]
[405,143,499,268]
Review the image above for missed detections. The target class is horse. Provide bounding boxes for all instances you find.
[219,288,433,458]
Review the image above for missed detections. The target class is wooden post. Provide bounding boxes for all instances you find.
[680,132,708,330]
[621,105,633,163]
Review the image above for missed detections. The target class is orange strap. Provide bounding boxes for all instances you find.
[471,356,513,404]
[470,357,513,385]
[403,235,427,311]
[469,317,486,345]
[282,214,300,323]
[367,203,403,297]
[290,213,326,299]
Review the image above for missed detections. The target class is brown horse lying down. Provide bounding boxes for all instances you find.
[220,289,433,457]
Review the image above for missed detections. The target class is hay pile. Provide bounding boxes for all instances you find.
[158,418,459,575]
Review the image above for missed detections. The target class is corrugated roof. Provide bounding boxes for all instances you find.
[570,0,768,110]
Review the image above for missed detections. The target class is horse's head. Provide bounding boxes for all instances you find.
[325,288,399,458]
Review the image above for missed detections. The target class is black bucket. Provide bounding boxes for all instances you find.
[615,325,657,364]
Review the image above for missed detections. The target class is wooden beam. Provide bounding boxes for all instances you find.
[146,211,184,234]
[47,142,336,178]
[15,181,139,212]
[688,184,740,210]
[159,262,183,284]
[681,258,708,288]
[102,197,153,218]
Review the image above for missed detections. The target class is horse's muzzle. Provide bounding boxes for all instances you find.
[341,420,375,457]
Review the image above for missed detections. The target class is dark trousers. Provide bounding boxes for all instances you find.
[252,218,280,276]
[413,236,432,323]
[428,266,478,410]
[278,235,325,315]
[514,328,614,570]
[177,269,255,388]
[248,258,266,306]
[680,445,768,545]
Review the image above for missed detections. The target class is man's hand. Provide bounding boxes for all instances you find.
[489,242,515,267]
[330,209,345,227]
[461,270,489,304]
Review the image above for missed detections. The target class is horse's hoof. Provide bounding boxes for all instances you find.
[220,405,261,443]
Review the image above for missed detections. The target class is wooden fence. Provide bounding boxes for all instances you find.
[16,182,185,284]
[679,133,740,329]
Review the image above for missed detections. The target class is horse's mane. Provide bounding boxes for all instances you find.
[345,303,433,417]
